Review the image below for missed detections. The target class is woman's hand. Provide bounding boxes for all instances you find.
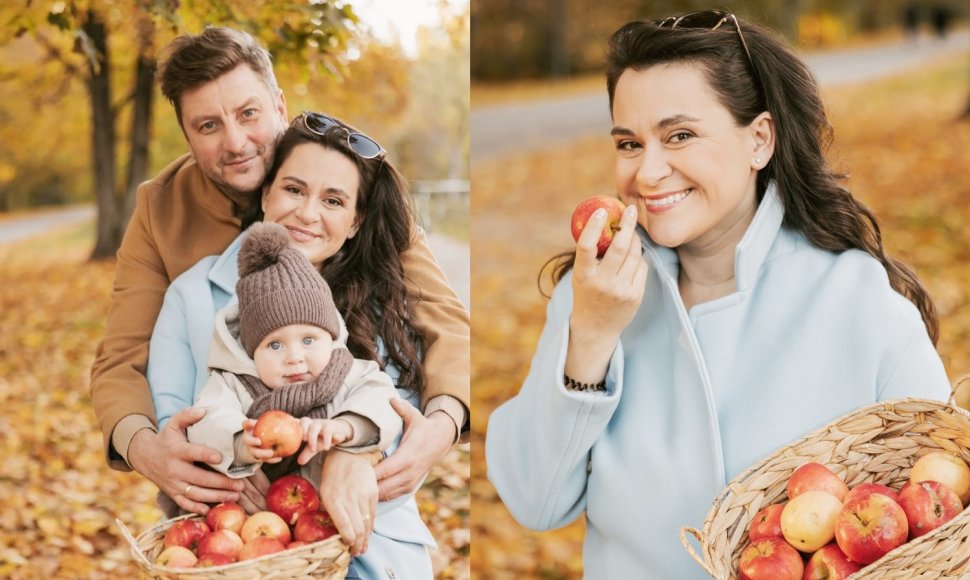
[374,398,454,501]
[319,449,377,557]
[127,407,245,514]
[567,204,648,383]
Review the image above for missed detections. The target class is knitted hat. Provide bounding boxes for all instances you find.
[236,222,340,357]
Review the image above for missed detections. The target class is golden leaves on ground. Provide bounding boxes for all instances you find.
[470,55,970,578]
[0,223,469,578]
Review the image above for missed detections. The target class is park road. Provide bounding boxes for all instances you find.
[471,29,970,162]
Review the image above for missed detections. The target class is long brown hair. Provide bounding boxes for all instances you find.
[244,116,426,393]
[545,16,938,344]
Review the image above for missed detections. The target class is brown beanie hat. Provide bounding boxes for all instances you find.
[236,222,341,357]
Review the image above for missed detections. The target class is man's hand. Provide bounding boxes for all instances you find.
[237,469,270,514]
[319,450,377,557]
[374,398,456,501]
[127,407,245,514]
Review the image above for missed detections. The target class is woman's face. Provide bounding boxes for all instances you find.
[612,63,768,251]
[261,142,361,267]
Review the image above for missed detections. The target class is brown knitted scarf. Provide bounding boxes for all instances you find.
[237,347,353,479]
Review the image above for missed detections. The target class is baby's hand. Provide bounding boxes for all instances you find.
[297,417,354,465]
[241,418,283,464]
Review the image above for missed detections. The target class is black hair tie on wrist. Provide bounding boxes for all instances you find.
[563,373,606,392]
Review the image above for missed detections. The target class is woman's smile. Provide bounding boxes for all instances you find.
[644,188,693,212]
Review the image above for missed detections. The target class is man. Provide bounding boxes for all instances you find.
[90,27,469,523]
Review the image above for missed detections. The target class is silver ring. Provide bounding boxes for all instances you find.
[184,484,194,497]
[361,514,371,521]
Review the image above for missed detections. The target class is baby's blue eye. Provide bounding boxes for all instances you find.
[269,341,282,350]
[303,337,314,346]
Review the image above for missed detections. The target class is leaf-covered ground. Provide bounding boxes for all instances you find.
[0,225,470,578]
[471,54,970,578]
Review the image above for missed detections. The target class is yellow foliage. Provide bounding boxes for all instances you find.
[0,219,469,578]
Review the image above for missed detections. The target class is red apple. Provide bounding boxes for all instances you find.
[293,509,339,543]
[787,463,849,502]
[748,503,785,541]
[287,540,310,550]
[195,553,235,567]
[253,410,303,457]
[570,195,626,258]
[835,493,909,565]
[266,474,320,525]
[206,501,247,534]
[163,519,210,551]
[897,480,963,538]
[781,490,843,552]
[238,536,286,561]
[803,542,863,580]
[197,529,243,560]
[154,545,198,568]
[240,510,291,545]
[843,482,899,505]
[910,451,970,506]
[737,537,804,580]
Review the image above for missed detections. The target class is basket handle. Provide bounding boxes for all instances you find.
[949,374,970,408]
[114,518,155,568]
[679,526,716,577]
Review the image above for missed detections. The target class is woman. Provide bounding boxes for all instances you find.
[485,12,950,578]
[149,112,436,578]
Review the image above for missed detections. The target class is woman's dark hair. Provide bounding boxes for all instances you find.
[244,116,426,393]
[544,16,938,344]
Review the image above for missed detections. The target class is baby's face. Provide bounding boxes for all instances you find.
[252,324,334,389]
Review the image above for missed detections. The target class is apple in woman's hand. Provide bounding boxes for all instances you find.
[570,195,626,257]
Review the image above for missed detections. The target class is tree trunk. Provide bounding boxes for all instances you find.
[123,15,156,226]
[85,9,120,261]
[547,0,568,78]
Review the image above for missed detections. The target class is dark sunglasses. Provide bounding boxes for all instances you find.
[655,10,755,74]
[300,111,385,160]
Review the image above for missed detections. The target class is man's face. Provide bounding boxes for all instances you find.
[179,64,288,198]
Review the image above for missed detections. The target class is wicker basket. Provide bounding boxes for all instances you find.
[679,395,970,579]
[116,513,351,579]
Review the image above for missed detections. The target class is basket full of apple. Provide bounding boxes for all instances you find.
[115,411,351,578]
[679,396,970,579]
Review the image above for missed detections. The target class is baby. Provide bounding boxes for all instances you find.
[185,222,402,481]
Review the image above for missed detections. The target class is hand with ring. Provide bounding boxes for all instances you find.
[184,484,194,497]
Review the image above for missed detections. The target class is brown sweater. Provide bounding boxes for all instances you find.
[91,154,470,470]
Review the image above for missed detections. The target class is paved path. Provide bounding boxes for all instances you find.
[472,30,970,162]
[0,206,470,309]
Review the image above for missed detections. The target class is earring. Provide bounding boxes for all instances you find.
[754,158,762,167]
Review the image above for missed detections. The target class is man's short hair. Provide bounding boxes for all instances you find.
[157,27,279,127]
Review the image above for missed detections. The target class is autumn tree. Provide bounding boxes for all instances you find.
[0,0,360,260]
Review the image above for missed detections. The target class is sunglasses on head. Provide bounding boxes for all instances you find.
[300,112,386,160]
[655,10,755,73]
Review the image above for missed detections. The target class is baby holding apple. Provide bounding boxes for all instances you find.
[154,223,402,509]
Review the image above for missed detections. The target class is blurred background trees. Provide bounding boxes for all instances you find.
[471,0,966,80]
[0,0,469,258]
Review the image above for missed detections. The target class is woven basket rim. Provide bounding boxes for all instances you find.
[116,512,350,576]
[681,396,970,579]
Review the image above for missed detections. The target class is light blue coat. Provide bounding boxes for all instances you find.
[148,233,436,579]
[485,185,949,579]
